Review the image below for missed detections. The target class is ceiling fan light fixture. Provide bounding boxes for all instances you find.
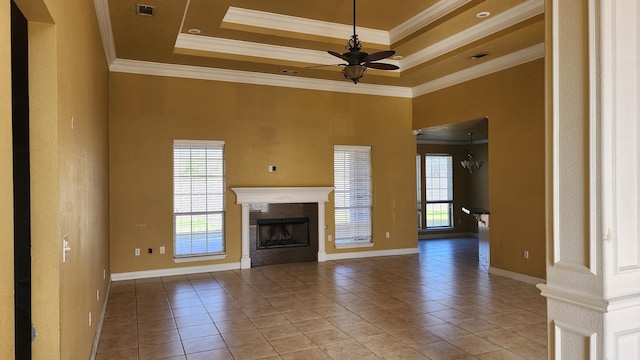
[342,65,367,84]
[323,0,398,84]
[461,132,483,173]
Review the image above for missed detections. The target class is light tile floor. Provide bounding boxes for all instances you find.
[96,238,548,359]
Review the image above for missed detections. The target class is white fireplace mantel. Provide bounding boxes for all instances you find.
[231,187,334,269]
[232,187,334,204]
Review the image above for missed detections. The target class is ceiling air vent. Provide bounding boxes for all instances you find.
[469,52,490,60]
[136,4,155,16]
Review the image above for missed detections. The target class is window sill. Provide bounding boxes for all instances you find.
[173,253,227,263]
[334,242,375,249]
[419,227,455,232]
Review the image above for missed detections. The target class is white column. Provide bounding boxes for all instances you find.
[317,202,327,262]
[240,203,251,269]
[538,1,640,358]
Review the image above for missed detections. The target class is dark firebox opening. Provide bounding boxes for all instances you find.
[256,217,309,249]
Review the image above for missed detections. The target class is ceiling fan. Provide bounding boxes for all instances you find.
[317,0,400,84]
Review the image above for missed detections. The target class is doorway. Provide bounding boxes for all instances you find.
[414,118,488,232]
[12,1,32,358]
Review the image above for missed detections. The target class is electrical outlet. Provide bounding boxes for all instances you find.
[160,246,165,254]
[103,268,106,280]
[96,289,100,302]
[385,231,390,239]
[148,248,153,254]
[135,248,140,256]
[523,250,529,259]
[89,312,92,326]
[328,235,332,242]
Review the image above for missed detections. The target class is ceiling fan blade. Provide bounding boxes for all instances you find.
[304,64,345,69]
[363,50,396,63]
[328,50,351,62]
[365,62,399,70]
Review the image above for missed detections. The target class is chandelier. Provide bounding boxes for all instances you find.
[461,132,483,173]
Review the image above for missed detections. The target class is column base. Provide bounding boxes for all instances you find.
[317,251,327,262]
[240,256,251,269]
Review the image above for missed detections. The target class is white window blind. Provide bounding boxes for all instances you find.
[173,140,225,257]
[425,154,453,228]
[334,145,372,244]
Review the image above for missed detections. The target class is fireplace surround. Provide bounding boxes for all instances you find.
[231,187,333,269]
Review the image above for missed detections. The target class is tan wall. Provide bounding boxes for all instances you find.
[413,59,546,279]
[0,2,15,357]
[54,1,110,356]
[11,0,111,358]
[109,73,417,273]
[469,143,489,210]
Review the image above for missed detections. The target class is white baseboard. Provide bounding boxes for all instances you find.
[325,247,419,261]
[489,266,546,285]
[111,262,241,281]
[418,232,478,240]
[89,280,111,360]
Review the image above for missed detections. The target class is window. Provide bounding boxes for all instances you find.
[334,145,372,246]
[425,154,453,228]
[173,140,225,258]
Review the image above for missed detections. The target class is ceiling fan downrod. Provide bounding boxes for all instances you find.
[347,0,362,51]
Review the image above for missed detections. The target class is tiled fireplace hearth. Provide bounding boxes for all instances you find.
[231,187,333,269]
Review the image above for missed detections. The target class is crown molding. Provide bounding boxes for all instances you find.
[97,0,544,99]
[222,0,473,47]
[175,34,368,68]
[93,0,116,65]
[222,6,389,46]
[416,139,489,145]
[110,42,542,99]
[412,42,544,97]
[110,59,413,98]
[400,0,544,70]
[389,0,472,43]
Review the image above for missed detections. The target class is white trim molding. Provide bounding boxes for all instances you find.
[110,59,412,98]
[222,7,389,46]
[326,247,419,261]
[93,0,116,65]
[222,0,477,47]
[334,242,375,249]
[89,280,111,360]
[539,283,640,313]
[95,0,544,97]
[232,187,334,204]
[173,254,227,263]
[111,262,241,281]
[174,34,397,71]
[489,266,546,285]
[389,0,473,43]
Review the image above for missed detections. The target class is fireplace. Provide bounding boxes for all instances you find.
[256,217,309,249]
[231,187,333,269]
